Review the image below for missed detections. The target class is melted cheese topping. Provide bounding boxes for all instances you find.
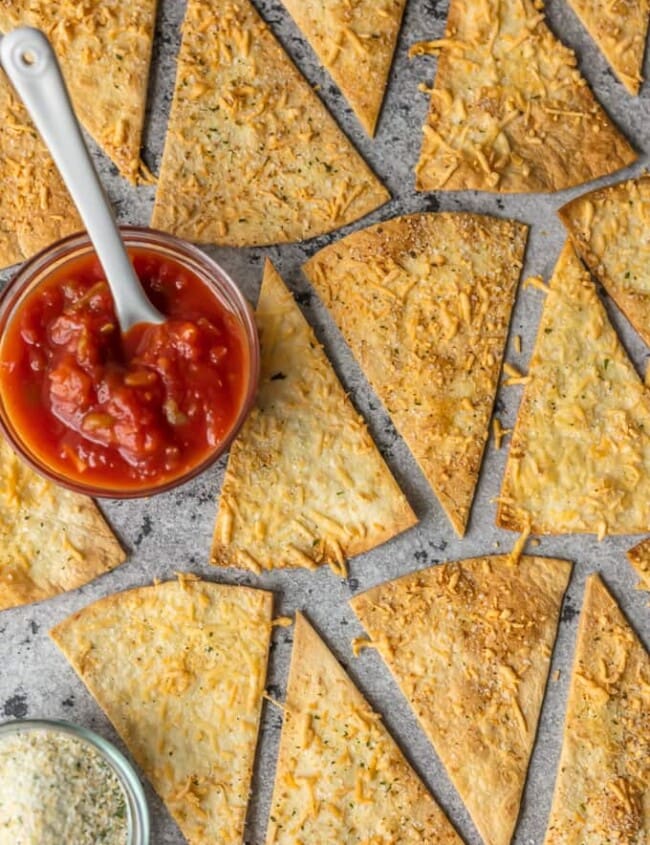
[0,439,124,611]
[544,575,649,845]
[0,80,80,267]
[351,555,571,845]
[213,260,415,574]
[350,555,570,845]
[559,174,650,348]
[498,242,650,536]
[51,580,273,845]
[414,0,635,192]
[151,0,388,246]
[564,0,649,94]
[267,614,461,844]
[305,212,527,536]
[0,0,157,183]
[280,0,407,135]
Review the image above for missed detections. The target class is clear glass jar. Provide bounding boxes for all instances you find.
[0,718,149,845]
[0,227,259,498]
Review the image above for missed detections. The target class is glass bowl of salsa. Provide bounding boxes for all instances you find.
[0,227,259,497]
[0,718,149,845]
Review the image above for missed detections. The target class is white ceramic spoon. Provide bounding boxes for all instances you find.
[0,26,163,331]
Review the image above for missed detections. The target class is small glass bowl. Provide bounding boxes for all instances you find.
[0,718,149,845]
[0,226,259,498]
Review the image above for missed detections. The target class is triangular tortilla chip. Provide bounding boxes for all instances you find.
[51,578,273,845]
[304,212,527,536]
[564,0,649,95]
[498,242,650,536]
[151,0,389,246]
[544,574,649,845]
[0,440,125,611]
[266,612,462,844]
[627,538,650,592]
[0,1,158,183]
[212,260,415,574]
[559,174,650,347]
[0,77,80,267]
[279,0,407,135]
[350,555,572,845]
[414,0,636,192]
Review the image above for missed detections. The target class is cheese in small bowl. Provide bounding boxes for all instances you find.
[0,719,149,845]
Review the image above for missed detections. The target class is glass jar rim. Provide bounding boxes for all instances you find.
[0,226,260,498]
[0,717,150,845]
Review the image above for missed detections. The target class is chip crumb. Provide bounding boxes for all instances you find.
[523,275,549,293]
[272,616,294,628]
[492,417,512,450]
[351,636,375,657]
[552,669,560,682]
[513,334,522,355]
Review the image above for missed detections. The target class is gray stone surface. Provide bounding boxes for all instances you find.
[0,1,649,843]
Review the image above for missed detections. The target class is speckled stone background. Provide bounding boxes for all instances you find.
[0,1,649,843]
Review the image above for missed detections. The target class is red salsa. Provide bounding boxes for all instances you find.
[0,249,250,492]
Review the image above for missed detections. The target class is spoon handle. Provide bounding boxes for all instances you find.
[0,27,162,330]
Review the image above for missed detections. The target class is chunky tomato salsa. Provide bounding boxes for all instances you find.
[0,249,250,492]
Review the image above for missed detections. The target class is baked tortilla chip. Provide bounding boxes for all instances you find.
[51,578,273,845]
[544,574,649,845]
[151,0,388,246]
[0,1,158,182]
[212,260,415,574]
[266,612,462,844]
[0,440,124,611]
[0,77,80,267]
[414,0,636,192]
[350,555,571,845]
[280,0,407,135]
[304,213,527,536]
[559,174,650,347]
[627,538,650,591]
[565,0,649,95]
[498,242,650,536]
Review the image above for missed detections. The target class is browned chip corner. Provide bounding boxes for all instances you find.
[627,537,650,592]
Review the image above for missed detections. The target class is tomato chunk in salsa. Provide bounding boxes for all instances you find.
[0,249,250,491]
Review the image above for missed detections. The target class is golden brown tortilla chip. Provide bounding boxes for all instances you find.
[414,0,636,192]
[0,76,80,268]
[544,575,649,845]
[498,242,650,536]
[212,260,415,574]
[565,0,649,95]
[51,577,273,845]
[304,212,527,536]
[351,554,571,845]
[627,538,650,591]
[0,439,125,611]
[279,0,407,135]
[0,1,158,183]
[266,612,462,844]
[559,174,650,348]
[151,0,388,246]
